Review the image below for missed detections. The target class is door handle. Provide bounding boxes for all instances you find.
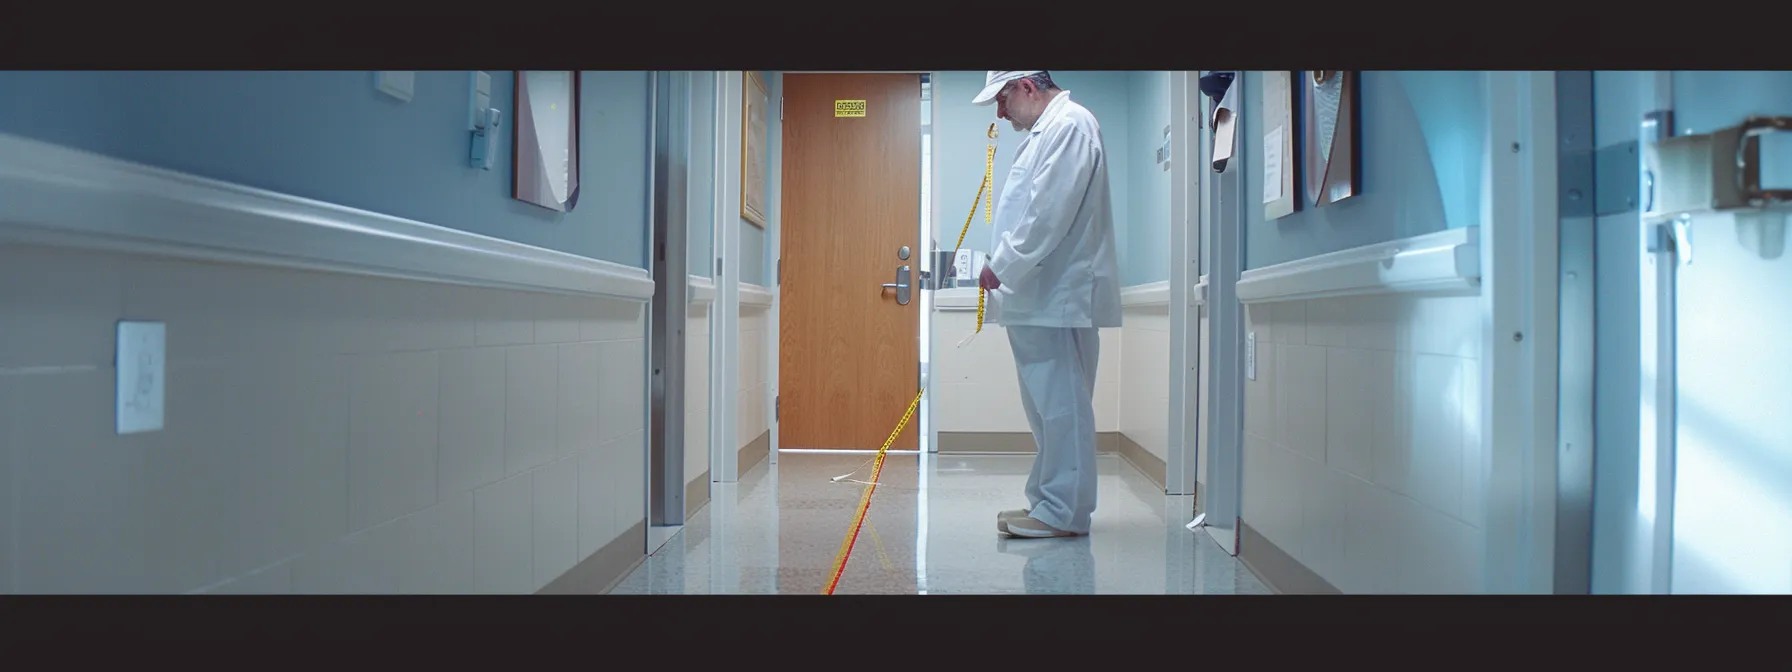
[881,265,911,305]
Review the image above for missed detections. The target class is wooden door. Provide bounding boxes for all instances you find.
[778,73,922,450]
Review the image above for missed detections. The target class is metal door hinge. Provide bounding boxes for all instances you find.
[1645,115,1792,220]
[775,395,780,422]
[716,258,723,276]
[777,259,781,286]
[780,97,784,121]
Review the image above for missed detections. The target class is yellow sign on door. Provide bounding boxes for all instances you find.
[835,100,867,117]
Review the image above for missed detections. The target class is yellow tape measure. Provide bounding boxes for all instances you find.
[821,387,922,594]
[821,123,998,594]
[947,123,997,339]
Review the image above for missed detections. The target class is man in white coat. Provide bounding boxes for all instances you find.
[973,71,1122,538]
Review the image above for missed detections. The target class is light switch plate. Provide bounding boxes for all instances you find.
[375,71,415,103]
[116,321,166,435]
[1245,331,1256,381]
[469,71,492,130]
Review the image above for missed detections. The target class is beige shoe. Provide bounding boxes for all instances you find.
[996,508,1030,534]
[1002,515,1080,538]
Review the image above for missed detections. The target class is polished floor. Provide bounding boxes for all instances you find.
[609,451,1272,595]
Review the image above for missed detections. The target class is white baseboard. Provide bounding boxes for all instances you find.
[1236,227,1480,305]
[0,133,654,301]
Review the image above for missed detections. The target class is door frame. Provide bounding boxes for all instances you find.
[1482,70,1563,594]
[1552,70,1596,595]
[645,71,698,553]
[764,71,783,465]
[710,71,743,483]
[1166,71,1203,499]
[918,72,938,593]
[1633,70,1677,594]
[653,70,695,527]
[773,71,933,456]
[922,71,939,455]
[1200,70,1246,555]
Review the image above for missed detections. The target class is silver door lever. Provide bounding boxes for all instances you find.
[882,265,912,305]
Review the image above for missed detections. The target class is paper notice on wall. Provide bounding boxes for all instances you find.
[1262,126,1284,204]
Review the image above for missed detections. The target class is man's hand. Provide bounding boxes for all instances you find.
[979,266,1001,290]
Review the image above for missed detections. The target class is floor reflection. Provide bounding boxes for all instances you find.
[608,451,1271,595]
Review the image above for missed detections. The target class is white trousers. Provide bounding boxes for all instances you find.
[1006,325,1100,534]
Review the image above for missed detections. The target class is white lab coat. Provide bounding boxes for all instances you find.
[982,91,1119,536]
[985,91,1123,330]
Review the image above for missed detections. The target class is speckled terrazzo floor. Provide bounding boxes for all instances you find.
[607,451,1272,595]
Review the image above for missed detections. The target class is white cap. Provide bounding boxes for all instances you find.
[972,71,1043,106]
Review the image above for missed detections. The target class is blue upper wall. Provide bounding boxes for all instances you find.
[0,70,651,268]
[1125,71,1172,286]
[689,71,718,276]
[734,71,780,287]
[1241,71,1486,270]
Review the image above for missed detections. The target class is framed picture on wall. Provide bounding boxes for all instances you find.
[1302,70,1361,206]
[513,71,582,212]
[1260,70,1301,220]
[740,71,769,228]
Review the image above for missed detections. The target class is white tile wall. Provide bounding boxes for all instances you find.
[738,305,770,449]
[0,242,649,594]
[931,311,1119,435]
[1197,311,1210,489]
[686,304,711,484]
[1240,294,1485,594]
[1119,304,1172,463]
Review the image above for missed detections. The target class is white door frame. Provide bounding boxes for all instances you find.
[1200,71,1246,555]
[1166,71,1202,498]
[711,71,742,483]
[923,71,940,455]
[1481,70,1562,594]
[1633,70,1677,594]
[764,72,783,465]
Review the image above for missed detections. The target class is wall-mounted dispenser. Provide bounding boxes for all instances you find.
[469,71,502,170]
[931,248,986,289]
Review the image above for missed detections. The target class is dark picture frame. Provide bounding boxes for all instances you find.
[1300,70,1361,207]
